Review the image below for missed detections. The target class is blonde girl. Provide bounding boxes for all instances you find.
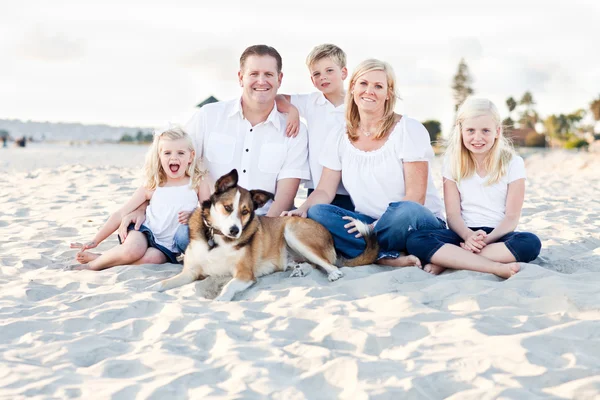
[70,126,210,271]
[406,97,541,278]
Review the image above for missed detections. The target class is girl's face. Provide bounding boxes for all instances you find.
[159,138,194,181]
[461,114,501,156]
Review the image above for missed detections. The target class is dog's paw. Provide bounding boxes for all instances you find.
[147,281,165,292]
[284,261,299,272]
[328,270,343,282]
[289,262,311,278]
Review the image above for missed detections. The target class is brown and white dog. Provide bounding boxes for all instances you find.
[150,169,378,301]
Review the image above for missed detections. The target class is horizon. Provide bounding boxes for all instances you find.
[2,0,599,133]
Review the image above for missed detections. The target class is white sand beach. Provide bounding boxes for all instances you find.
[1,143,599,399]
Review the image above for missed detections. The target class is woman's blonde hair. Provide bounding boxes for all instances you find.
[143,126,206,190]
[345,59,398,141]
[446,97,515,185]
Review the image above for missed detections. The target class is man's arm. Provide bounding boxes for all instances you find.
[266,178,300,217]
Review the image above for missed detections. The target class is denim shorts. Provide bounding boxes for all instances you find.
[118,223,180,264]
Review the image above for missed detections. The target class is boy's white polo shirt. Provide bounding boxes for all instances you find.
[185,98,310,213]
[290,92,348,194]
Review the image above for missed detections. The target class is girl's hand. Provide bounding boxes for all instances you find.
[178,211,193,224]
[285,107,300,138]
[462,230,487,253]
[281,208,307,218]
[342,216,373,238]
[70,241,97,251]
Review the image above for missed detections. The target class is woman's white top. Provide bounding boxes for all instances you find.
[320,116,444,220]
[145,184,199,252]
[442,155,526,228]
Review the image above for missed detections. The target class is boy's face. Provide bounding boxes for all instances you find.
[238,55,282,106]
[309,58,347,96]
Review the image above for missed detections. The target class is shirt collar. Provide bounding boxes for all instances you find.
[313,91,345,112]
[228,97,281,131]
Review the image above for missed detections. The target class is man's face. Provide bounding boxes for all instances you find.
[238,55,282,106]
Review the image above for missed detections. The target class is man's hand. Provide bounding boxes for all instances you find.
[118,209,146,241]
[178,210,194,225]
[342,216,373,238]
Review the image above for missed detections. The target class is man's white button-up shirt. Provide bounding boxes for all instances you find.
[185,97,310,203]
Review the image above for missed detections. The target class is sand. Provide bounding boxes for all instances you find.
[1,143,599,399]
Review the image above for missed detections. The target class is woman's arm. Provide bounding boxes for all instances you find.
[484,178,525,244]
[281,167,341,217]
[403,161,428,204]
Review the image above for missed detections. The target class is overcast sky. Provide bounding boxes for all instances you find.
[1,0,599,133]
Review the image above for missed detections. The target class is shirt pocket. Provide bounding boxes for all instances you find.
[258,143,286,173]
[206,133,235,164]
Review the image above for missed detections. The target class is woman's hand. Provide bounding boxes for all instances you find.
[342,216,373,238]
[461,230,487,253]
[280,208,307,218]
[178,210,194,224]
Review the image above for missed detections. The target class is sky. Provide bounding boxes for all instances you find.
[1,0,599,133]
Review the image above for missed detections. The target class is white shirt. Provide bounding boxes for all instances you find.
[443,155,526,228]
[185,98,310,214]
[321,116,444,220]
[145,184,199,252]
[290,92,348,194]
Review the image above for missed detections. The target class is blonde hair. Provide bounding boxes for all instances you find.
[345,59,398,141]
[306,44,347,69]
[445,97,515,185]
[143,126,206,190]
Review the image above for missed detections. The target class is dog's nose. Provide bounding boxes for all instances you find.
[229,226,239,236]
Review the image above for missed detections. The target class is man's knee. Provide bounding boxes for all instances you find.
[173,224,190,253]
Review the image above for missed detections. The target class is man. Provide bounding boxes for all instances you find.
[120,45,309,253]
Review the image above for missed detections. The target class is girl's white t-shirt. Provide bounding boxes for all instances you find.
[442,155,526,228]
[145,184,199,252]
[320,116,444,220]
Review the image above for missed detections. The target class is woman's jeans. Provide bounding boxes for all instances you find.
[406,226,542,265]
[307,201,446,259]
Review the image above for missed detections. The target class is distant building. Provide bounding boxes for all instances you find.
[507,127,546,147]
[196,96,219,108]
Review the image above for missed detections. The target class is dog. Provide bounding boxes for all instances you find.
[150,169,379,301]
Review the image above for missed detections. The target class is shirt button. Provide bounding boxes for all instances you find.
[250,128,253,132]
[245,149,249,152]
[243,169,247,173]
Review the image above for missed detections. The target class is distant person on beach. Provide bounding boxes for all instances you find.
[275,44,354,211]
[405,97,541,278]
[120,44,309,253]
[282,59,445,268]
[69,126,210,271]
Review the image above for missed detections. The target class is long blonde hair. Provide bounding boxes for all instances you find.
[446,97,515,185]
[345,59,398,141]
[143,126,206,190]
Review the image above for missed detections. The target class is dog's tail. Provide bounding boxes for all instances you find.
[336,220,379,267]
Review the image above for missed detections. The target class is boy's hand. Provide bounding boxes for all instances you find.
[285,107,300,138]
[70,241,97,251]
[178,210,193,224]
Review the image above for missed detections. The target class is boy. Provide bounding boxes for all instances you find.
[277,44,353,211]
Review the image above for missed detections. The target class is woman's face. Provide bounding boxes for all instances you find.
[352,70,389,114]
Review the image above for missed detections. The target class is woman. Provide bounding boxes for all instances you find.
[282,59,445,268]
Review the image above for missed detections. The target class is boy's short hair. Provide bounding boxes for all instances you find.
[305,44,346,69]
[240,44,283,73]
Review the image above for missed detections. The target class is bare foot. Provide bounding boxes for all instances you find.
[494,262,520,279]
[378,255,421,268]
[76,251,100,264]
[423,263,446,275]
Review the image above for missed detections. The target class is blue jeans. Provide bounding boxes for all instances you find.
[406,226,542,265]
[118,223,180,264]
[173,224,190,254]
[307,201,446,259]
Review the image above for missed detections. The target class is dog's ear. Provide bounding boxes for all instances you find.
[214,169,238,194]
[249,190,274,210]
